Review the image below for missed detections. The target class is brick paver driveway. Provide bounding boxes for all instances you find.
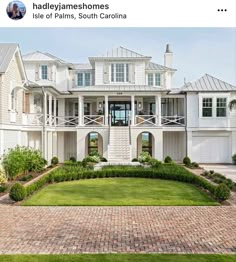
[0,206,236,254]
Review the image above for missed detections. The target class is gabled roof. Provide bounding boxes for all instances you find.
[73,63,92,70]
[0,43,18,73]
[23,51,69,65]
[90,46,152,59]
[180,74,236,92]
[146,62,176,71]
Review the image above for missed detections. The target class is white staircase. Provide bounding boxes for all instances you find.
[108,127,131,162]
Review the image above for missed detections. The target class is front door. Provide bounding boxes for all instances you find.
[109,101,131,126]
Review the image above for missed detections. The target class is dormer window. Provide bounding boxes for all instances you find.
[41,65,48,80]
[147,73,161,86]
[111,64,129,82]
[77,72,91,86]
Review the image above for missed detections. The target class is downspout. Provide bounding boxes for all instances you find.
[184,92,188,157]
[41,86,46,159]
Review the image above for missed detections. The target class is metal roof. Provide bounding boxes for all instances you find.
[0,43,18,73]
[180,74,236,92]
[69,85,168,92]
[73,63,92,70]
[146,62,176,71]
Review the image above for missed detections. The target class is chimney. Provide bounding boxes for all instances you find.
[164,44,173,68]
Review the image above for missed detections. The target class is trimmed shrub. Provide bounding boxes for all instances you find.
[232,154,236,164]
[19,174,33,182]
[164,156,172,164]
[224,179,235,190]
[100,157,108,162]
[138,152,151,163]
[191,162,199,168]
[0,185,8,193]
[149,158,162,168]
[215,183,230,201]
[9,183,26,201]
[69,157,76,163]
[183,156,191,166]
[132,158,138,162]
[209,170,215,175]
[51,156,59,166]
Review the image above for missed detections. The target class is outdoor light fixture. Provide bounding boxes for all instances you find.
[138,102,142,108]
[98,102,102,108]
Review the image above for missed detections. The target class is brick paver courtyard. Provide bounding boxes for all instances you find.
[0,206,236,254]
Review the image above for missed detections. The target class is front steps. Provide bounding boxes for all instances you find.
[108,127,131,162]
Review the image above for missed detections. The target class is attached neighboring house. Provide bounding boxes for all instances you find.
[0,43,236,163]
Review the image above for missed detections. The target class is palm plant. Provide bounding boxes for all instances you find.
[229,99,236,111]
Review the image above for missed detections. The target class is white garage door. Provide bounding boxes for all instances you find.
[192,136,230,163]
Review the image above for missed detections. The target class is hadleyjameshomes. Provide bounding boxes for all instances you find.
[0,44,235,164]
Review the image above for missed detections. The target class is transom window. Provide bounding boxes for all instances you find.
[202,98,213,117]
[41,65,48,80]
[77,72,91,87]
[111,64,129,82]
[216,98,227,117]
[147,73,161,86]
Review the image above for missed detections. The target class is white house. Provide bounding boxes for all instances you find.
[0,43,236,163]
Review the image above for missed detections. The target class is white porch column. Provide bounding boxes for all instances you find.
[131,95,135,125]
[78,95,84,126]
[187,131,192,159]
[53,97,57,126]
[105,95,109,125]
[44,92,47,125]
[48,95,52,126]
[157,95,162,126]
[232,132,236,162]
[154,129,163,161]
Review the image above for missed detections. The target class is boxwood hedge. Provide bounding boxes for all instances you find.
[12,164,229,202]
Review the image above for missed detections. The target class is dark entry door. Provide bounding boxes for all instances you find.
[109,101,131,126]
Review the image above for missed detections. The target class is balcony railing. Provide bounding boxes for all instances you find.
[135,115,157,126]
[161,116,185,126]
[84,115,104,126]
[55,116,79,127]
[22,113,43,126]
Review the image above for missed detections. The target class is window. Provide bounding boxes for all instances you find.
[85,73,91,86]
[77,73,83,86]
[142,132,152,156]
[111,64,129,82]
[155,73,161,86]
[216,98,227,117]
[77,72,91,86]
[148,74,153,86]
[10,89,16,111]
[88,132,98,155]
[41,65,48,80]
[202,98,213,117]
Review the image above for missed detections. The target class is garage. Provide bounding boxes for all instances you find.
[192,133,231,163]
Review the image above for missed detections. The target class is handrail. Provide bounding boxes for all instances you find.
[135,115,157,126]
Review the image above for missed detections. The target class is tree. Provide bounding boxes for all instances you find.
[229,99,236,111]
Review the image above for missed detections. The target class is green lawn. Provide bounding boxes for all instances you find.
[23,178,218,206]
[0,254,235,262]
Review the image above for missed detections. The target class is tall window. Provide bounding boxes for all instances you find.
[85,73,91,86]
[88,132,98,155]
[111,64,129,82]
[77,72,91,86]
[148,74,153,86]
[216,98,227,117]
[41,65,48,80]
[142,132,152,156]
[202,98,213,117]
[77,73,83,86]
[155,73,161,86]
[11,89,16,111]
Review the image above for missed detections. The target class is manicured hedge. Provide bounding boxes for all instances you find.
[12,164,229,202]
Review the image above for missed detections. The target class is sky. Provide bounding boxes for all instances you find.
[0,28,235,87]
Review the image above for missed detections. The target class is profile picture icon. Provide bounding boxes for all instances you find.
[6,1,26,20]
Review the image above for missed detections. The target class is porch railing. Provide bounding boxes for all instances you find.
[161,116,185,126]
[55,116,79,127]
[22,113,44,126]
[84,115,104,126]
[135,115,157,126]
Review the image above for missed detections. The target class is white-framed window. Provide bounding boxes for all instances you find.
[41,65,48,80]
[10,89,16,111]
[216,98,227,117]
[148,74,153,86]
[77,72,91,87]
[147,73,161,86]
[155,73,161,86]
[202,98,213,117]
[111,64,129,82]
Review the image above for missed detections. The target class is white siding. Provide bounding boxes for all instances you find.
[64,132,77,160]
[28,131,42,150]
[163,131,186,161]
